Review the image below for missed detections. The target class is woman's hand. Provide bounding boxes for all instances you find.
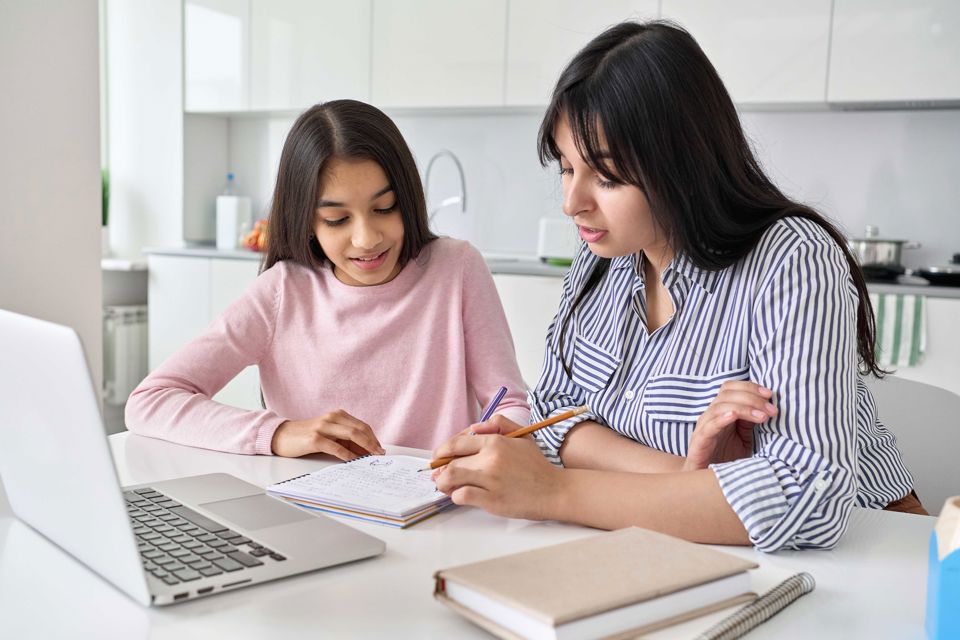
[271,409,385,460]
[431,432,564,520]
[683,381,777,472]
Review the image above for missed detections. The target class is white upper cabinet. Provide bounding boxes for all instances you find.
[660,0,832,104]
[250,0,371,111]
[184,0,250,111]
[829,0,960,103]
[371,0,507,108]
[505,0,659,106]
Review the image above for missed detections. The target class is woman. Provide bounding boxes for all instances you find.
[432,22,923,552]
[126,100,528,458]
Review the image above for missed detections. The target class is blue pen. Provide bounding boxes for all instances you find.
[479,386,508,423]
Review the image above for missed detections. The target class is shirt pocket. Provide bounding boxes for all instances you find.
[643,365,751,422]
[570,335,620,393]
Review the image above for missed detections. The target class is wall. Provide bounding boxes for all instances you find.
[223,107,960,265]
[105,0,183,260]
[0,0,103,389]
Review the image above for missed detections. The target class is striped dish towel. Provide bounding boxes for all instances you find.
[869,293,926,367]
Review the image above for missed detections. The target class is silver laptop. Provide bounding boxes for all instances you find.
[0,309,385,605]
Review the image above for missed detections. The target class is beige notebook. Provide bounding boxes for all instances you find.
[433,527,757,640]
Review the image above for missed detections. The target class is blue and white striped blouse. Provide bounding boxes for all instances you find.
[531,217,915,552]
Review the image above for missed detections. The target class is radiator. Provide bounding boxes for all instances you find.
[103,304,149,406]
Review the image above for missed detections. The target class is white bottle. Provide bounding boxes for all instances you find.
[216,173,252,250]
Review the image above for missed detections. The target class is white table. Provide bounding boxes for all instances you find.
[0,433,936,639]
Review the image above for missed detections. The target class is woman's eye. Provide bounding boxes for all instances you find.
[596,177,618,190]
[373,203,398,214]
[322,217,347,227]
[559,166,573,177]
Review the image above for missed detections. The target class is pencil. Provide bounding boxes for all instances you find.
[423,405,589,471]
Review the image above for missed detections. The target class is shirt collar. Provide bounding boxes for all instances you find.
[611,251,719,293]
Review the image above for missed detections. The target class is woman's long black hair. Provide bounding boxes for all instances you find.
[539,21,883,377]
[263,99,436,273]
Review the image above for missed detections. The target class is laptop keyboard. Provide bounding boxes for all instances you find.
[124,487,286,586]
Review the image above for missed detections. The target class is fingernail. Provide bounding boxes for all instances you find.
[751,409,766,419]
[765,403,777,414]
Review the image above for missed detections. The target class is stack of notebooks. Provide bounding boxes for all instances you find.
[434,527,759,639]
[267,454,452,528]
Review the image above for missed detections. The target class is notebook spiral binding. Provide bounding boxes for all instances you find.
[272,454,374,485]
[695,572,815,640]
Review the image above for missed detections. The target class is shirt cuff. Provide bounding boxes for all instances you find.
[710,456,842,552]
[531,407,597,465]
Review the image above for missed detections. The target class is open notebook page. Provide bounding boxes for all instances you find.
[267,455,449,518]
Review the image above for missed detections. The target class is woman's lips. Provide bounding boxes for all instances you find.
[578,226,607,243]
[350,249,389,271]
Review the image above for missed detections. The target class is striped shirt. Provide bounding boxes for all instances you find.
[531,217,915,552]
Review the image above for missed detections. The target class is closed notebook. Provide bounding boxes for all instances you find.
[267,455,452,528]
[433,527,757,640]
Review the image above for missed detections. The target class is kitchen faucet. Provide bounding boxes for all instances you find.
[424,149,467,223]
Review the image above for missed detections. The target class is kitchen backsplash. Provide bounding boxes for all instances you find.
[225,108,960,268]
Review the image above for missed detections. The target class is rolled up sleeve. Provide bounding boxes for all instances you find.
[710,237,861,551]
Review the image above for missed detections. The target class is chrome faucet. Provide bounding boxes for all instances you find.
[424,149,467,223]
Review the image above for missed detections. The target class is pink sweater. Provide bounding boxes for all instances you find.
[126,238,530,454]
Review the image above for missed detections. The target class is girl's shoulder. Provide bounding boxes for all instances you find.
[415,237,485,273]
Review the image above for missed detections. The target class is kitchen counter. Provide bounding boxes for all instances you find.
[143,246,960,297]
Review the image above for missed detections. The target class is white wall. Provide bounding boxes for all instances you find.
[0,0,103,384]
[221,107,960,264]
[105,0,183,259]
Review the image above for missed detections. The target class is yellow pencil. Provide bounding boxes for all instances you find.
[423,405,589,471]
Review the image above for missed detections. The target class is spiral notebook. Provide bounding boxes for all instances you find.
[267,455,453,528]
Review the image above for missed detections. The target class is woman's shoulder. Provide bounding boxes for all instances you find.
[758,216,839,252]
[745,216,851,285]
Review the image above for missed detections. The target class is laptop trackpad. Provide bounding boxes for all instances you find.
[201,494,314,531]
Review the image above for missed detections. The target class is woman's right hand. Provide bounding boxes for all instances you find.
[271,410,385,460]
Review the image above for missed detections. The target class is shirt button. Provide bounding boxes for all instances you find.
[624,390,636,400]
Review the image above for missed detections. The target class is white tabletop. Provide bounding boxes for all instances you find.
[0,432,935,639]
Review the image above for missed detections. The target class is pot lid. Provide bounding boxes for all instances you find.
[848,225,909,243]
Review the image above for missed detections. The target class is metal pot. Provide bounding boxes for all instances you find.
[847,225,920,269]
[914,254,960,287]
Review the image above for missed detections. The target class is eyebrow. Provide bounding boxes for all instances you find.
[317,185,393,208]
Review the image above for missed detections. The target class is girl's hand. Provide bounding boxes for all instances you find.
[683,381,777,472]
[431,433,563,520]
[271,410,385,460]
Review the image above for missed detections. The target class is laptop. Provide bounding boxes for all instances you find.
[0,309,385,605]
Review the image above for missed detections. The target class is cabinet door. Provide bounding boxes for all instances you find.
[210,258,263,410]
[506,0,659,106]
[250,0,371,110]
[184,0,250,111]
[661,0,832,104]
[371,0,507,107]
[492,274,564,388]
[148,255,211,370]
[829,0,960,103]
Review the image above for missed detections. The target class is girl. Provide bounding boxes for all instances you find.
[432,22,924,552]
[126,100,528,459]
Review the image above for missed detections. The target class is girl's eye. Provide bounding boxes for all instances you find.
[322,217,347,227]
[373,203,398,214]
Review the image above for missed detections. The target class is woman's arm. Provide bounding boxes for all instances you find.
[433,434,749,544]
[560,421,685,473]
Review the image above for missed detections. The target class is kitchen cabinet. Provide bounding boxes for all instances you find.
[492,274,563,388]
[148,253,262,410]
[505,0,658,106]
[250,0,371,110]
[371,0,507,108]
[660,0,832,104]
[828,0,960,103]
[184,0,250,112]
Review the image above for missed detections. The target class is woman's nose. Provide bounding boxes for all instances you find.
[562,175,591,218]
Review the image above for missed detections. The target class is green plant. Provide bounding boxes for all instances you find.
[101,167,110,227]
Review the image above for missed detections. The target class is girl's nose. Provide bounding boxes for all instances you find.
[352,219,382,249]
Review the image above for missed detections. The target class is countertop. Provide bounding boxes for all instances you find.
[142,246,960,298]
